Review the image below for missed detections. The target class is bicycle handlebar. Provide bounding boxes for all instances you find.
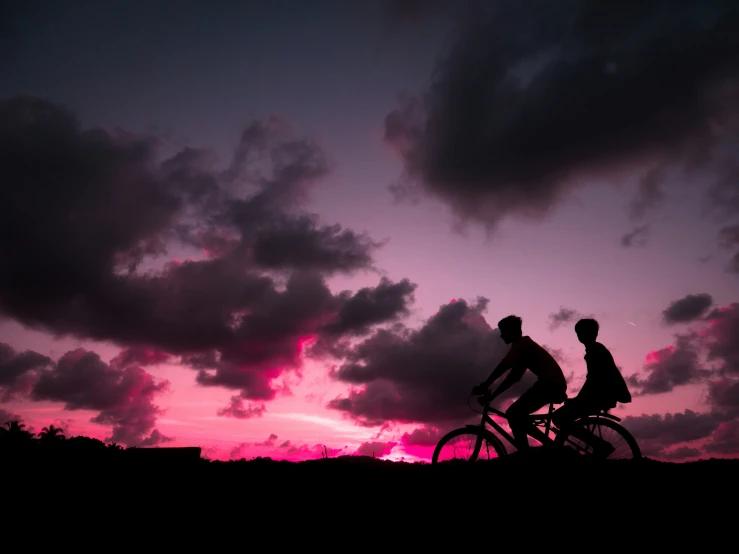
[467,389,496,414]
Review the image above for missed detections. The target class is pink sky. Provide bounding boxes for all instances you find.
[2,1,738,462]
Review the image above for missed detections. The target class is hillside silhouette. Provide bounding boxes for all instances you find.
[4,419,737,505]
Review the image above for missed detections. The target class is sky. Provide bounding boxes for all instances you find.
[1,0,738,462]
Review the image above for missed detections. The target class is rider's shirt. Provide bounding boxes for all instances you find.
[500,336,567,387]
[579,342,632,404]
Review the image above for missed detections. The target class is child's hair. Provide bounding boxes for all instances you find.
[574,318,599,337]
[498,315,523,333]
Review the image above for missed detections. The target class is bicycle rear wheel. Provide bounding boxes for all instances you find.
[431,427,506,464]
[554,416,641,460]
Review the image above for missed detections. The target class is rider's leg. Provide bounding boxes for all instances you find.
[505,383,552,451]
[552,400,580,431]
[553,399,614,455]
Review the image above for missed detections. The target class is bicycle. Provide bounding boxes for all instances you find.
[431,390,641,463]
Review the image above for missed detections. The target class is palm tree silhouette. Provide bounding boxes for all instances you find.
[0,420,36,448]
[39,424,66,443]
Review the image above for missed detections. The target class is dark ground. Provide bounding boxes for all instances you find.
[4,446,735,545]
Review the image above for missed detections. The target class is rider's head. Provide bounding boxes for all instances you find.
[498,315,523,344]
[575,318,599,344]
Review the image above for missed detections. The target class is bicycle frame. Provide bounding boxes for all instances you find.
[467,394,622,451]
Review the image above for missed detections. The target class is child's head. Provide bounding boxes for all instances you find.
[574,318,599,344]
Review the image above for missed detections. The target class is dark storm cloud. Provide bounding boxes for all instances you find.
[620,224,650,248]
[633,302,738,397]
[702,303,739,375]
[707,378,739,417]
[216,396,266,419]
[327,297,524,427]
[629,166,666,222]
[625,302,739,459]
[31,348,171,446]
[322,278,417,336]
[627,335,711,395]
[306,277,417,360]
[110,347,172,369]
[179,271,416,400]
[401,425,441,447]
[662,293,714,325]
[548,307,579,330]
[662,446,702,460]
[0,408,21,425]
[620,409,722,457]
[384,0,739,230]
[703,419,739,454]
[621,399,739,458]
[356,441,397,457]
[718,224,739,273]
[0,95,414,403]
[719,224,739,247]
[0,342,52,401]
[248,215,380,273]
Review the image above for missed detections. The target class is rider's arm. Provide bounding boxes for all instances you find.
[490,366,526,399]
[482,341,523,388]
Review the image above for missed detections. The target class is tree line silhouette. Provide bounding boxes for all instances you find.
[0,419,127,455]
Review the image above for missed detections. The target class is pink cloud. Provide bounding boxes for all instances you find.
[355,441,397,458]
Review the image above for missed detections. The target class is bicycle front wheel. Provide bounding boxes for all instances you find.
[554,417,641,460]
[431,427,506,464]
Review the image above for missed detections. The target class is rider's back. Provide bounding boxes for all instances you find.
[506,335,567,387]
[581,341,631,406]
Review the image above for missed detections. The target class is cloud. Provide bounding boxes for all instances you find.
[629,166,666,221]
[0,342,52,401]
[0,408,21,425]
[624,302,739,459]
[662,293,713,325]
[383,1,739,230]
[703,419,739,454]
[621,409,722,457]
[548,307,579,330]
[632,302,738,397]
[177,271,416,401]
[30,348,171,446]
[356,441,397,457]
[719,224,739,247]
[110,347,172,369]
[139,429,173,447]
[541,344,567,364]
[0,95,416,405]
[401,425,441,447]
[661,446,702,460]
[718,224,739,273]
[216,396,266,419]
[321,278,417,337]
[620,224,650,248]
[701,303,739,375]
[707,378,739,417]
[627,335,711,395]
[327,297,521,428]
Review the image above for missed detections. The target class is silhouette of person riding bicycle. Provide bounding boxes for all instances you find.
[432,315,640,463]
